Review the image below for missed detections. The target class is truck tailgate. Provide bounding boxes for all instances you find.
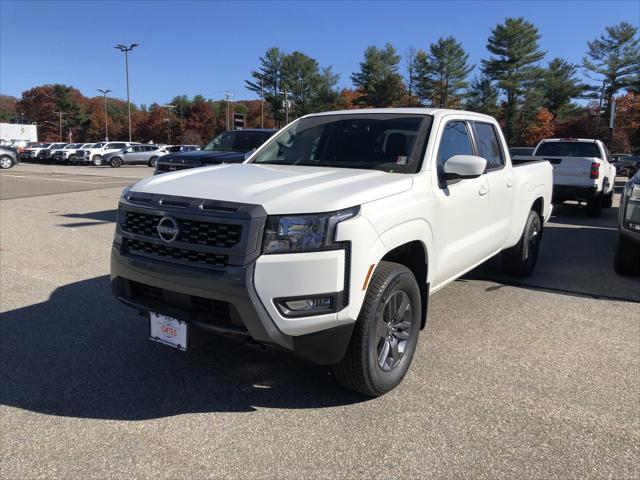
[517,156,597,187]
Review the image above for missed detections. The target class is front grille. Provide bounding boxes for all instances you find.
[123,238,228,268]
[121,210,242,248]
[157,163,195,173]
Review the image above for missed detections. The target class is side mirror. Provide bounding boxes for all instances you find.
[443,155,486,180]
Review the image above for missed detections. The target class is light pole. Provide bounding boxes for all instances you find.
[97,89,111,141]
[279,89,293,125]
[260,75,264,129]
[223,91,234,131]
[53,111,67,142]
[162,104,176,144]
[115,43,139,142]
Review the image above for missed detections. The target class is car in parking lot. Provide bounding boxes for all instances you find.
[162,144,200,153]
[103,144,166,168]
[37,143,68,163]
[112,108,553,396]
[21,142,51,161]
[0,146,19,169]
[51,143,83,163]
[79,141,138,166]
[614,170,640,276]
[509,146,535,157]
[155,129,277,174]
[612,155,640,178]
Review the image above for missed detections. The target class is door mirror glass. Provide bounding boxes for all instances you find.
[443,155,487,179]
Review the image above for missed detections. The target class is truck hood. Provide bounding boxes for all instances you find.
[131,163,413,214]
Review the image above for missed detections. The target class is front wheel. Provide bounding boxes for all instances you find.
[332,261,421,397]
[148,157,158,168]
[110,157,123,168]
[0,155,13,169]
[92,155,102,166]
[502,209,542,277]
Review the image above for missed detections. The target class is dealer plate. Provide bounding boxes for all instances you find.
[149,312,187,351]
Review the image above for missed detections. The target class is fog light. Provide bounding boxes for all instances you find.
[276,295,337,317]
[628,222,640,231]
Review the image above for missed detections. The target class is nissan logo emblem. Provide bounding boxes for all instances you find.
[157,216,179,243]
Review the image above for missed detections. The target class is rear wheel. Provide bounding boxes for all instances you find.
[332,261,421,397]
[110,157,123,168]
[149,157,158,167]
[602,191,613,208]
[0,155,13,169]
[502,209,542,277]
[614,233,640,276]
[92,155,102,166]
[586,194,602,217]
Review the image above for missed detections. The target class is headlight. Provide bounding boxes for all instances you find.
[262,206,359,254]
[631,184,640,201]
[121,185,133,198]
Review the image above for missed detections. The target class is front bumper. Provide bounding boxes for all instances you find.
[111,247,354,365]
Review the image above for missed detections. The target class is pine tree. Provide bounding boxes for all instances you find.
[583,22,640,118]
[404,46,418,106]
[245,47,285,125]
[542,58,585,121]
[464,75,499,116]
[351,44,404,107]
[415,36,473,108]
[482,17,546,143]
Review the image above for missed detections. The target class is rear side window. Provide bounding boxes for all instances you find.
[535,141,602,158]
[437,121,473,166]
[473,122,504,169]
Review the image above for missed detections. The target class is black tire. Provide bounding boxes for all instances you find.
[586,194,602,217]
[602,191,613,208]
[149,157,158,168]
[502,209,542,277]
[332,261,421,397]
[614,233,640,276]
[110,157,123,168]
[0,155,13,169]
[92,155,102,166]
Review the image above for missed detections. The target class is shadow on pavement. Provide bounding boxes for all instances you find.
[57,209,117,227]
[0,276,364,420]
[469,202,640,302]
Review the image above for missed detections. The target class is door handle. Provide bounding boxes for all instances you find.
[478,185,488,196]
[506,179,513,188]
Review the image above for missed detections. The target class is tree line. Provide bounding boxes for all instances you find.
[1,18,638,150]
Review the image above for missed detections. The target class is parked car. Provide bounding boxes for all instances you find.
[69,143,95,165]
[612,155,640,178]
[21,142,51,161]
[37,143,68,163]
[0,146,19,169]
[111,108,553,396]
[514,138,617,217]
[103,144,166,168]
[508,146,535,157]
[51,143,83,164]
[162,144,200,153]
[79,141,138,166]
[614,170,640,276]
[155,129,277,174]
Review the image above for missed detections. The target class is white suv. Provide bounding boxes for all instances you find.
[82,141,139,166]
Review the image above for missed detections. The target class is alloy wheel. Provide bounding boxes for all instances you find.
[376,290,413,372]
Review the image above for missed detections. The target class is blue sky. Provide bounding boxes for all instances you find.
[1,0,638,105]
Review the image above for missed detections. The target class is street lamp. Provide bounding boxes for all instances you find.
[97,89,111,141]
[162,104,176,144]
[278,89,294,125]
[115,43,139,142]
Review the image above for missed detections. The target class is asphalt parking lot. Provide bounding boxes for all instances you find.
[1,164,639,479]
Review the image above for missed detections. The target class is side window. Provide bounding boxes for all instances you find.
[437,121,473,167]
[473,122,504,169]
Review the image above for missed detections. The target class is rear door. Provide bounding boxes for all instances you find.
[472,121,514,248]
[431,119,493,287]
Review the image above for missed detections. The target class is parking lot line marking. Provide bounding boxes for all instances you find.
[1,175,132,185]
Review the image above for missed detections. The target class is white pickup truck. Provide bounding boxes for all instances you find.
[515,138,616,217]
[111,108,553,396]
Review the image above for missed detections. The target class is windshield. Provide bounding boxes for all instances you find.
[91,142,106,148]
[251,114,432,173]
[203,131,272,153]
[535,141,602,158]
